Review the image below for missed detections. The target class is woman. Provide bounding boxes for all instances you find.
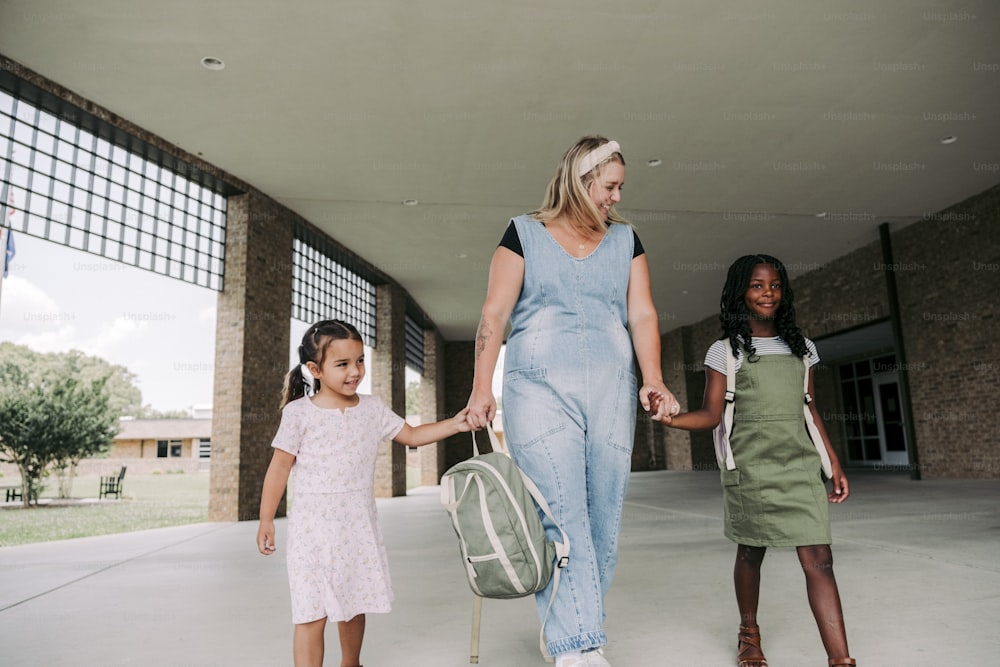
[466,135,680,667]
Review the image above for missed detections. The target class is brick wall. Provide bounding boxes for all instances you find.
[443,341,476,471]
[208,193,293,521]
[891,189,999,477]
[373,284,407,497]
[657,328,692,470]
[420,328,447,485]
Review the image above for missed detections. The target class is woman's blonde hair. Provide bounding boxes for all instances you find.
[532,135,628,234]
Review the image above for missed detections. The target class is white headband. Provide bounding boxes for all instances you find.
[577,140,621,177]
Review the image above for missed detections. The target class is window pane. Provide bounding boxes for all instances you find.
[1,90,226,291]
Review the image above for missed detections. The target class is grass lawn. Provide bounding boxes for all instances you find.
[0,466,426,547]
[0,472,209,548]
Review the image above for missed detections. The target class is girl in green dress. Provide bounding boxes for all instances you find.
[657,254,856,667]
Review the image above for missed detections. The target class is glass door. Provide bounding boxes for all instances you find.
[874,377,909,466]
[838,354,911,468]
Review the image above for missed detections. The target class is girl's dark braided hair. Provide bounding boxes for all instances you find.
[280,319,364,407]
[718,254,809,361]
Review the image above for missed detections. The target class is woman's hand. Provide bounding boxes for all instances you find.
[466,387,497,430]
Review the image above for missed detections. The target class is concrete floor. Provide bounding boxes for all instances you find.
[1,470,997,666]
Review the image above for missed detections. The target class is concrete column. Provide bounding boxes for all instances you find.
[420,328,446,485]
[372,284,407,497]
[208,193,293,521]
[662,327,694,470]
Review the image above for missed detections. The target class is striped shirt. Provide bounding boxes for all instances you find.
[704,336,819,375]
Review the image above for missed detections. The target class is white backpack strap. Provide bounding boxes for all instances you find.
[802,356,834,479]
[518,462,569,661]
[716,338,737,471]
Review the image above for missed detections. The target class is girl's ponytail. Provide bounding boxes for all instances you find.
[280,364,310,408]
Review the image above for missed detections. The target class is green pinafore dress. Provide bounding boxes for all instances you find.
[722,354,831,547]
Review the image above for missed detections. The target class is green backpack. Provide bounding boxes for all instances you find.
[441,426,569,658]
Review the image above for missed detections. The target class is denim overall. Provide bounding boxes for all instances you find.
[724,355,831,547]
[502,215,638,655]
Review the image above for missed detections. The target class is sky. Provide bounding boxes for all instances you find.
[1,232,218,413]
[1,232,498,415]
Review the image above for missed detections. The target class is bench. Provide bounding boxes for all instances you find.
[99,466,127,500]
[1,484,22,502]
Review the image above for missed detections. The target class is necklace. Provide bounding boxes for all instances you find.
[576,227,600,249]
[547,219,600,252]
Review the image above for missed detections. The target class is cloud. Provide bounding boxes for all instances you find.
[82,316,148,358]
[3,276,81,350]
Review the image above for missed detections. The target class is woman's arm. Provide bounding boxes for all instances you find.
[807,368,850,502]
[256,449,295,554]
[626,253,678,419]
[467,246,524,429]
[394,408,471,447]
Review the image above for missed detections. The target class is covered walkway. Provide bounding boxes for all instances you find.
[1,470,996,666]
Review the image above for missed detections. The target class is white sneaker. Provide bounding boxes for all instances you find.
[554,648,611,667]
[555,651,585,667]
[584,647,611,666]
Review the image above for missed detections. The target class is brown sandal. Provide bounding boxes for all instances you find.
[737,625,768,667]
[828,660,856,666]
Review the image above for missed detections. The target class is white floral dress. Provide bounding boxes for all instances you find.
[271,394,404,624]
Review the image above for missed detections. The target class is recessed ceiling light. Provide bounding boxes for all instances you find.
[815,212,828,218]
[456,253,468,259]
[201,57,225,71]
[402,199,419,206]
[939,135,957,145]
[646,158,663,167]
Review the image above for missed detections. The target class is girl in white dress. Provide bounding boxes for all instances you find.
[257,319,470,667]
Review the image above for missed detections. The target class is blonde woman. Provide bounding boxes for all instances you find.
[467,135,680,666]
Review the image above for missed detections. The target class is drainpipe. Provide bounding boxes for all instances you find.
[879,223,921,480]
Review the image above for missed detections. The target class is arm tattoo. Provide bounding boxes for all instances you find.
[475,317,492,361]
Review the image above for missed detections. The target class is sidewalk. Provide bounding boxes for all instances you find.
[1,470,996,666]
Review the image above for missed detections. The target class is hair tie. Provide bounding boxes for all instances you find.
[578,140,621,177]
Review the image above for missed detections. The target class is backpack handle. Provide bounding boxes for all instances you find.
[471,424,508,457]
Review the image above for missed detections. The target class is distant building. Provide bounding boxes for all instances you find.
[112,418,212,461]
[84,412,214,474]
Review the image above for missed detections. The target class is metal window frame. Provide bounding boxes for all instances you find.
[292,222,377,345]
[405,314,425,375]
[0,74,235,290]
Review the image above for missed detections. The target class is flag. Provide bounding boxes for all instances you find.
[3,228,14,278]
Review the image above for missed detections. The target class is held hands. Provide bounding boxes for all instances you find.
[642,383,681,423]
[453,407,473,433]
[466,387,496,431]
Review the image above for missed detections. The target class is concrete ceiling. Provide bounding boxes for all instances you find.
[1,0,998,340]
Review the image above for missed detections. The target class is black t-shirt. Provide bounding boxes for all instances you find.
[498,220,645,258]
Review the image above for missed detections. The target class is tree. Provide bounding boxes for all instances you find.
[0,343,143,417]
[0,358,120,506]
[0,343,199,421]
